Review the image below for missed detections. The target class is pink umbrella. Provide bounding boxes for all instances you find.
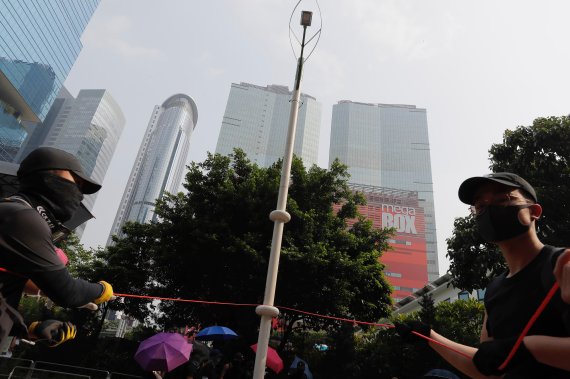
[250,343,284,373]
[135,332,192,372]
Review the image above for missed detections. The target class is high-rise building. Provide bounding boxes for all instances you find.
[16,88,125,237]
[0,0,100,161]
[15,87,76,163]
[107,94,198,245]
[329,101,439,289]
[215,82,322,168]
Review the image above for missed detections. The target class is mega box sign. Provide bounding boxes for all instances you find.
[341,185,429,300]
[381,204,417,234]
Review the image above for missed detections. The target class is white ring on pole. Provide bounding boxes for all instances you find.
[269,210,291,223]
[255,305,280,318]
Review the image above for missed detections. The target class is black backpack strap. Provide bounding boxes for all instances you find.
[540,245,566,290]
[1,196,33,209]
[540,245,570,334]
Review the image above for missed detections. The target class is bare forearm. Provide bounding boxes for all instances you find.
[524,335,570,372]
[428,331,499,379]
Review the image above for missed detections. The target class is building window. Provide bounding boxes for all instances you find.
[458,291,470,300]
[477,289,486,301]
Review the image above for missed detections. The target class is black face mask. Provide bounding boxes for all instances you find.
[19,172,84,223]
[475,204,533,243]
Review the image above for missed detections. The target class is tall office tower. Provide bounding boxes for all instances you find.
[329,101,439,293]
[215,82,322,168]
[16,89,125,237]
[0,0,100,162]
[107,94,198,245]
[15,87,76,163]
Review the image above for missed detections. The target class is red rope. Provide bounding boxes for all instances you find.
[115,292,471,358]
[498,282,560,370]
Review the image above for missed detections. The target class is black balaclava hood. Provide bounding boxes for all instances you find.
[18,172,84,223]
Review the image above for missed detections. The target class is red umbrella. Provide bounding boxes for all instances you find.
[135,332,192,372]
[250,343,284,373]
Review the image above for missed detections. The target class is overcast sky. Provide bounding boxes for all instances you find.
[66,0,570,275]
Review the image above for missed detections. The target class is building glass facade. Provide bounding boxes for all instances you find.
[0,0,100,161]
[108,94,198,245]
[329,101,439,283]
[215,82,322,168]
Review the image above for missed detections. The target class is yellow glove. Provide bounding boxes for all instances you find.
[93,281,114,305]
[28,320,77,347]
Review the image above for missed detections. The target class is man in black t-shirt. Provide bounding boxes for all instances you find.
[396,172,570,378]
[0,147,114,347]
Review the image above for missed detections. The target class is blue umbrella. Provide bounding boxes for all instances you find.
[290,356,313,379]
[195,326,238,341]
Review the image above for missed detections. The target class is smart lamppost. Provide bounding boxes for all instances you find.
[252,4,321,379]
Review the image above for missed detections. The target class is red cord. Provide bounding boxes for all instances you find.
[115,292,470,358]
[116,286,560,363]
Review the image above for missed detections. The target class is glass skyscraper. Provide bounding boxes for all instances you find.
[0,0,100,161]
[329,101,439,282]
[108,94,198,245]
[16,88,125,237]
[215,82,322,168]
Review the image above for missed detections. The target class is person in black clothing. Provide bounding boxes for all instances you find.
[396,173,570,378]
[0,147,114,346]
[224,352,250,379]
[288,361,307,379]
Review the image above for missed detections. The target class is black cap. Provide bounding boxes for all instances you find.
[17,147,102,194]
[458,172,537,205]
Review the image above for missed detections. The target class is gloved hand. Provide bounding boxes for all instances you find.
[93,281,114,305]
[28,320,77,347]
[473,337,534,376]
[394,320,431,343]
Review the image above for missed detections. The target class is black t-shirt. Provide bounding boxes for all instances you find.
[0,200,102,309]
[484,245,570,378]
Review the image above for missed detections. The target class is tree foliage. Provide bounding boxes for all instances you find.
[56,232,100,279]
[447,116,570,291]
[418,291,437,328]
[349,298,484,379]
[446,216,505,292]
[97,150,394,346]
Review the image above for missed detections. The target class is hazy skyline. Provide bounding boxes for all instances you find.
[63,0,570,275]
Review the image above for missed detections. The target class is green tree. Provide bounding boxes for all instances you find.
[56,232,101,279]
[98,150,394,348]
[354,299,484,379]
[435,298,484,347]
[446,216,505,292]
[447,116,570,291]
[418,291,437,328]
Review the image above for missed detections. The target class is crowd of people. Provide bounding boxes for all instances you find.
[148,350,253,379]
[1,147,569,378]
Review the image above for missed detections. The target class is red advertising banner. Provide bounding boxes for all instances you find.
[334,185,428,301]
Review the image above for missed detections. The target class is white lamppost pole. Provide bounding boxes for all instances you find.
[252,8,318,379]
